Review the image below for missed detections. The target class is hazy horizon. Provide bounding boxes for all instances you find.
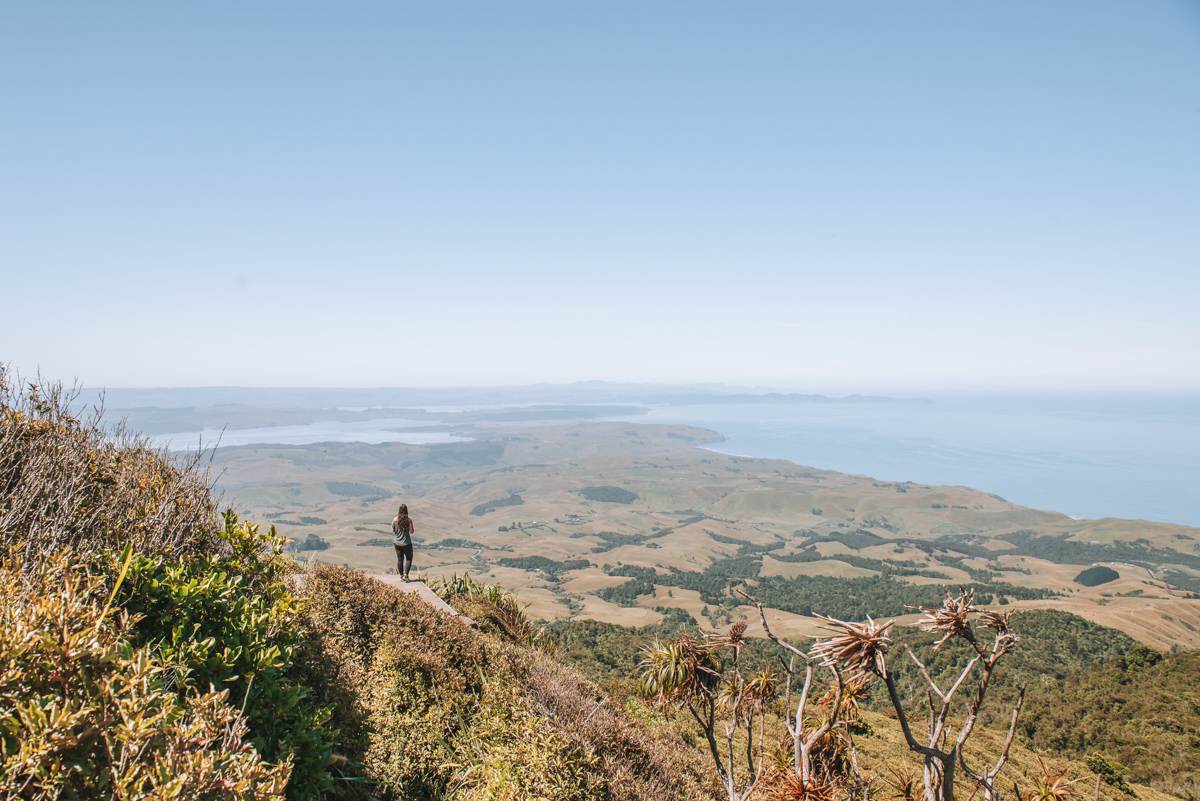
[57,381,1198,527]
[27,377,1200,405]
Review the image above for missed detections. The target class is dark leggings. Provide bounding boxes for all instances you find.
[394,543,413,576]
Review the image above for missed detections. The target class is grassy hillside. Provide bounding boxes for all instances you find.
[294,565,714,801]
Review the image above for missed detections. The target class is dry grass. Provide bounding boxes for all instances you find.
[0,369,218,561]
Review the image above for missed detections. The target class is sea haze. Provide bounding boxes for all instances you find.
[630,393,1200,526]
[118,388,1200,527]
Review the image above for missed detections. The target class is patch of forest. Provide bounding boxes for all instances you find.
[577,485,639,504]
[326,481,390,497]
[1021,650,1200,800]
[497,555,591,578]
[599,554,1053,617]
[589,528,673,553]
[469,492,523,516]
[1074,565,1120,586]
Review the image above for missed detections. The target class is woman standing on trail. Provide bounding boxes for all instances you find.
[392,504,415,581]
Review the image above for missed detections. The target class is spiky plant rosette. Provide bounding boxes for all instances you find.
[1030,757,1082,801]
[638,635,721,706]
[818,672,872,720]
[883,766,920,801]
[809,615,894,678]
[913,589,977,649]
[743,667,778,709]
[760,769,841,801]
[705,620,749,653]
[717,666,777,716]
[977,608,1013,634]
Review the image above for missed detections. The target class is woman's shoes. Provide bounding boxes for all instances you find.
[402,575,411,582]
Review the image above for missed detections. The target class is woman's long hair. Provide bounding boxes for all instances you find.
[394,503,410,526]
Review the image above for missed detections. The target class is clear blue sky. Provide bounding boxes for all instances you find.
[3,2,1198,391]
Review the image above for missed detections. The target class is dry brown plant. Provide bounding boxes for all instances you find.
[0,367,218,562]
[881,590,1025,801]
[742,588,1026,801]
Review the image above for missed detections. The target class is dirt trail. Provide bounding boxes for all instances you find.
[372,575,478,627]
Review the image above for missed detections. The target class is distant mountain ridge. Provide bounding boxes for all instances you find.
[87,381,918,411]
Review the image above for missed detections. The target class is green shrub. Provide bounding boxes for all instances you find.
[1086,753,1137,796]
[0,548,289,800]
[362,640,478,797]
[118,511,335,800]
[296,564,489,796]
[434,573,538,645]
[297,567,714,801]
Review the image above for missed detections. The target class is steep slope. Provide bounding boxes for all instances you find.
[548,609,1195,800]
[295,565,717,801]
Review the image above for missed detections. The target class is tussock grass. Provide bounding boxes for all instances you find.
[0,368,217,559]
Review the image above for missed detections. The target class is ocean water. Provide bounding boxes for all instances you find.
[629,394,1200,526]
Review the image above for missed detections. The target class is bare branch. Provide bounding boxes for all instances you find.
[882,666,944,761]
[740,590,810,661]
[906,644,946,701]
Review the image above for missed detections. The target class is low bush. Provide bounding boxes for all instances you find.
[295,565,489,797]
[118,511,334,799]
[362,639,479,797]
[498,644,717,801]
[434,572,540,645]
[450,677,605,801]
[0,548,289,800]
[296,567,714,801]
